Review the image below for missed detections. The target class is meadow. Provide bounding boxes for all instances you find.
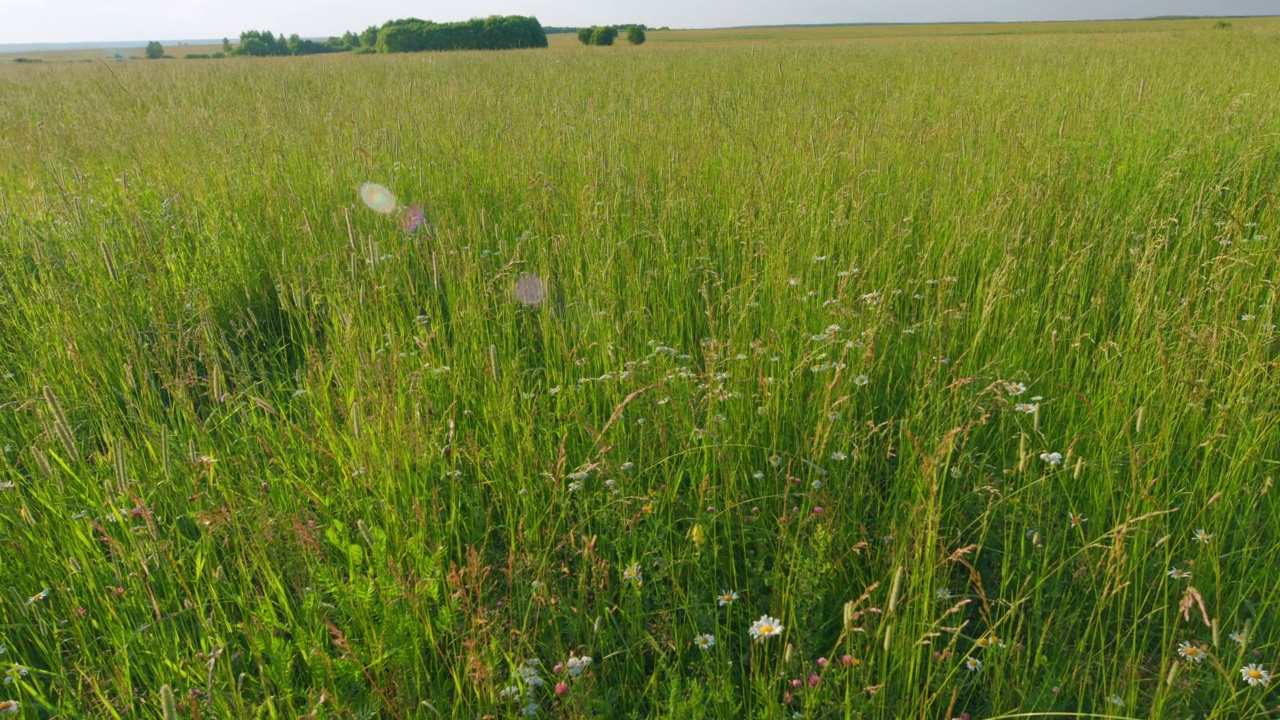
[1,17,1279,719]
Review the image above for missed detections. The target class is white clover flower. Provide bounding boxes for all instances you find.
[565,655,593,677]
[748,615,784,641]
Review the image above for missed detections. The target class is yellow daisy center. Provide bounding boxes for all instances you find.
[1248,669,1262,678]
[759,624,774,635]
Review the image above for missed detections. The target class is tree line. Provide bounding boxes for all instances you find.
[142,15,661,60]
[220,15,547,57]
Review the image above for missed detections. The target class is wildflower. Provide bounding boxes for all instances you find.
[1068,513,1086,528]
[554,681,568,696]
[841,654,857,666]
[817,657,828,667]
[567,481,583,492]
[718,590,739,606]
[1014,403,1038,414]
[25,588,49,606]
[622,563,642,584]
[854,374,869,386]
[753,471,765,479]
[1230,630,1247,647]
[521,701,540,716]
[0,482,13,491]
[808,673,821,687]
[1192,529,1213,544]
[964,656,982,672]
[565,655,593,676]
[1106,695,1124,707]
[975,633,1004,649]
[1167,567,1192,580]
[831,451,847,461]
[621,462,635,471]
[1004,382,1026,396]
[936,588,953,601]
[694,633,716,650]
[0,701,17,714]
[499,686,521,699]
[1241,664,1270,687]
[3,666,27,685]
[1177,641,1206,663]
[1039,452,1063,466]
[749,614,784,642]
[769,455,782,467]
[567,471,589,481]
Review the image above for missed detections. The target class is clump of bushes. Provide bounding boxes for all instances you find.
[578,25,646,46]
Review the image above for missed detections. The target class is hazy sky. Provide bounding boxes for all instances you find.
[3,0,1276,44]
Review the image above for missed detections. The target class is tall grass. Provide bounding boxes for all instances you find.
[1,20,1278,719]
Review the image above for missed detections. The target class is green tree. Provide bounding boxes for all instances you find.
[590,26,617,46]
[626,26,646,45]
[577,28,593,45]
[222,37,233,54]
[145,41,165,59]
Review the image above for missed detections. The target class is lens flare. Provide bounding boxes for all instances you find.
[359,182,397,215]
[514,273,546,306]
[400,204,425,233]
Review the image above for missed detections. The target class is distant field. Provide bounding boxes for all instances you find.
[1,16,1279,720]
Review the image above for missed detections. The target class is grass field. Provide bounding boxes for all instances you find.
[2,16,1279,720]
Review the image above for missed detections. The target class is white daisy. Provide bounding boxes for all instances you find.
[1167,567,1192,580]
[1241,664,1270,687]
[748,614,784,642]
[694,633,716,650]
[718,590,739,606]
[1177,641,1206,663]
[1004,382,1027,396]
[964,656,982,672]
[1014,403,1038,414]
[1192,529,1213,544]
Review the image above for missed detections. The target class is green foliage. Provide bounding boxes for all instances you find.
[2,18,1280,718]
[1215,20,1233,29]
[590,26,619,46]
[222,37,233,54]
[144,40,164,59]
[374,15,548,53]
[578,27,594,45]
[627,26,647,45]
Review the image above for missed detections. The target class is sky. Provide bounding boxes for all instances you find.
[2,0,1276,44]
